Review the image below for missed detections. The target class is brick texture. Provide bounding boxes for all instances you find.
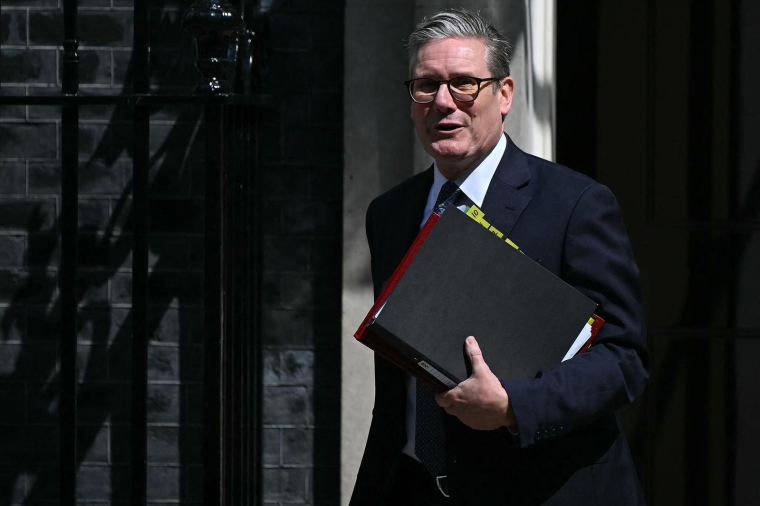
[0,0,343,504]
[259,0,344,502]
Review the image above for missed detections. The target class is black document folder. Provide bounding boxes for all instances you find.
[355,206,601,392]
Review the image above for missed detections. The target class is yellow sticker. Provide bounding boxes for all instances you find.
[466,205,483,222]
[465,204,525,254]
[488,226,504,238]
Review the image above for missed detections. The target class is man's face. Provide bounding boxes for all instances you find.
[410,37,514,179]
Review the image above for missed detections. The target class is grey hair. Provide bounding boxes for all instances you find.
[407,8,513,83]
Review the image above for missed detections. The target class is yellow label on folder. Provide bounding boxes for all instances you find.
[464,204,524,254]
[466,205,484,222]
[488,226,504,238]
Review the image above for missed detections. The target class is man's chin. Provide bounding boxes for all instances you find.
[428,140,468,161]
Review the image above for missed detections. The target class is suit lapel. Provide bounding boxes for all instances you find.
[383,139,532,279]
[480,135,532,237]
[381,167,433,283]
[399,166,433,246]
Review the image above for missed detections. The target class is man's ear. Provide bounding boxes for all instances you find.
[499,77,515,117]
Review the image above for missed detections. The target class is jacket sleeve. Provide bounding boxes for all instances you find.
[500,183,649,448]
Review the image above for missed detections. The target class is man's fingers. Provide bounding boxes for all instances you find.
[435,390,454,408]
[436,390,460,415]
[465,336,490,375]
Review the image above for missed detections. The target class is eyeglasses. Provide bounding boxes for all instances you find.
[404,76,507,104]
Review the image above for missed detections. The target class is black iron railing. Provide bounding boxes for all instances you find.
[59,0,79,503]
[0,0,268,504]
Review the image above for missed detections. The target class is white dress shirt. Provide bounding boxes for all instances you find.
[402,133,508,460]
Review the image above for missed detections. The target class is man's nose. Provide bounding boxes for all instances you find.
[433,82,457,111]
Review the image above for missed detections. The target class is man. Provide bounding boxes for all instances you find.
[352,8,648,505]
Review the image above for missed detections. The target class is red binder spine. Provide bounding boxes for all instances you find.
[578,314,606,354]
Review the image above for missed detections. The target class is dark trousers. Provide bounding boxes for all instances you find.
[383,453,460,506]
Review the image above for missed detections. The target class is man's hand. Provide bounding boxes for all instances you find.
[435,336,516,431]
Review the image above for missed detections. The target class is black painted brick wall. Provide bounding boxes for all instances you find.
[259,1,343,504]
[0,0,343,505]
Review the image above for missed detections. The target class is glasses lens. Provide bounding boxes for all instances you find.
[449,77,479,101]
[410,79,438,103]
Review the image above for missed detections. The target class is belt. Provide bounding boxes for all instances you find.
[435,475,450,498]
[394,453,452,500]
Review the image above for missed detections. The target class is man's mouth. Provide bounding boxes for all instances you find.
[435,123,463,132]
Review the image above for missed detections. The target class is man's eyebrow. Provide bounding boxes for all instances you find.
[412,73,480,79]
[413,67,480,76]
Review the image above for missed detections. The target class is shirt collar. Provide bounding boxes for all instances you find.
[432,133,507,208]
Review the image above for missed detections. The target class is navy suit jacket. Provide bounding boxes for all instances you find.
[351,136,649,505]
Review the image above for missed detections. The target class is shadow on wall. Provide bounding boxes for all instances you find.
[0,9,206,504]
[0,0,343,503]
[473,0,554,157]
[628,154,760,460]
[259,0,343,503]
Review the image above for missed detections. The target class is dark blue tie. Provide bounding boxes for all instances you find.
[433,180,460,214]
[415,180,459,477]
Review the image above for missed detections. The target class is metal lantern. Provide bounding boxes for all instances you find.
[182,0,242,94]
